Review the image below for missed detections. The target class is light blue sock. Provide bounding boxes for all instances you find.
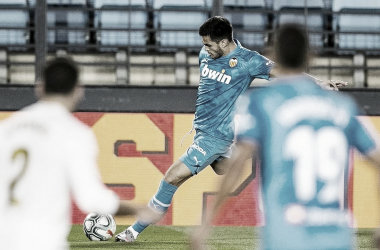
[131,180,178,233]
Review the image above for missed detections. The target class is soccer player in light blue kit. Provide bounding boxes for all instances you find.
[116,17,346,242]
[191,23,380,250]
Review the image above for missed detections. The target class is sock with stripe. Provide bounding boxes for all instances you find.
[131,179,178,234]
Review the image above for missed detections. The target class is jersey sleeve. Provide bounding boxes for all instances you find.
[199,46,207,65]
[66,127,120,215]
[235,92,263,143]
[248,53,274,80]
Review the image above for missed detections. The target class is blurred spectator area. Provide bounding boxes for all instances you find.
[0,0,379,88]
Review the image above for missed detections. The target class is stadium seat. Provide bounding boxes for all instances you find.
[0,2,29,49]
[274,0,325,49]
[154,0,209,51]
[29,0,87,5]
[273,0,324,9]
[94,0,147,51]
[45,0,88,49]
[223,1,267,51]
[2,0,26,4]
[94,0,146,5]
[332,0,380,9]
[223,0,266,7]
[333,0,380,54]
[154,0,206,8]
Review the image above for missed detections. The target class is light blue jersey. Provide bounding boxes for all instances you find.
[236,75,375,250]
[194,39,273,142]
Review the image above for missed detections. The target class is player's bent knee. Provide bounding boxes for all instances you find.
[163,172,181,186]
[163,171,192,187]
[163,161,193,187]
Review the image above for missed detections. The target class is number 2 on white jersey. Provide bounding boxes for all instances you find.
[284,126,348,204]
[9,148,28,205]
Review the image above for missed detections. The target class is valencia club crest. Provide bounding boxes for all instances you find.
[229,57,238,67]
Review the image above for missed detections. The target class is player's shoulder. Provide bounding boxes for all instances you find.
[31,102,94,139]
[68,115,91,132]
[244,78,303,103]
[65,114,94,138]
[0,104,39,130]
[199,46,209,59]
[57,115,97,153]
[235,41,268,63]
[36,102,92,134]
[235,45,260,62]
[0,114,14,135]
[324,88,359,112]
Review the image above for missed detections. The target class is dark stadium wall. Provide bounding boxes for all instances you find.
[0,85,198,113]
[1,85,380,115]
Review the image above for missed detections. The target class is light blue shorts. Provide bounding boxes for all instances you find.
[179,130,233,175]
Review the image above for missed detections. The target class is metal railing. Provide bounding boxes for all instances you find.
[0,1,379,87]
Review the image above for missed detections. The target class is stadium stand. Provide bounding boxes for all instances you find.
[94,0,147,51]
[47,0,88,49]
[223,0,267,50]
[0,0,29,49]
[0,0,380,87]
[333,0,380,54]
[28,0,89,49]
[273,0,326,49]
[154,0,209,51]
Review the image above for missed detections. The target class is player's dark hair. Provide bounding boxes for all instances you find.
[199,16,233,43]
[275,23,309,69]
[43,57,79,95]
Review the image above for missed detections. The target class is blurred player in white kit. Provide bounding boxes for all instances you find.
[0,57,158,250]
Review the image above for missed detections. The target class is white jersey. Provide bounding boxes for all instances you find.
[0,101,119,250]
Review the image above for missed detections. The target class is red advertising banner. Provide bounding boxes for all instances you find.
[71,112,264,226]
[0,112,377,228]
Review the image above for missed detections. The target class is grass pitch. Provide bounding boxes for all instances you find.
[69,225,376,249]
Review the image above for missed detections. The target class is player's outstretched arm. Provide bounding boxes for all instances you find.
[190,141,257,250]
[303,73,348,91]
[269,67,348,91]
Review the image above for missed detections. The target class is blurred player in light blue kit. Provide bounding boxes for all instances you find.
[116,16,347,243]
[191,23,380,250]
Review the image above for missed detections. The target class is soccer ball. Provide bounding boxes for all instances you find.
[83,213,116,241]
